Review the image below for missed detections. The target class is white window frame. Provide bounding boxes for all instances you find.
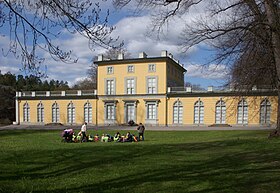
[147,103,156,120]
[105,78,116,95]
[123,100,138,124]
[144,100,160,125]
[67,101,75,124]
[173,100,183,124]
[37,102,44,123]
[84,101,92,124]
[260,99,271,125]
[237,99,248,125]
[106,104,115,120]
[148,64,156,72]
[103,100,118,125]
[215,99,226,124]
[146,76,158,94]
[127,65,134,73]
[125,77,136,94]
[107,66,114,74]
[23,102,30,122]
[194,99,204,124]
[52,102,59,123]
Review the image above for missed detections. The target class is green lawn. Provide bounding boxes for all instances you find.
[0,129,279,193]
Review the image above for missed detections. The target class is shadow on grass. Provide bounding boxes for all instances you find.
[0,129,54,137]
[0,131,280,193]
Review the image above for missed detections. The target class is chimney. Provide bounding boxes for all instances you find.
[208,86,213,92]
[118,53,124,60]
[186,87,192,92]
[252,85,257,91]
[139,52,147,58]
[98,54,104,61]
[161,50,168,57]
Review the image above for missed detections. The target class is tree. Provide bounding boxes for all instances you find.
[86,47,131,89]
[185,82,205,91]
[0,72,71,124]
[114,0,280,129]
[72,78,96,90]
[0,0,118,76]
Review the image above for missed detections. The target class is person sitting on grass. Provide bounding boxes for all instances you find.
[124,132,133,142]
[101,134,109,142]
[88,135,94,142]
[114,131,121,142]
[94,134,99,142]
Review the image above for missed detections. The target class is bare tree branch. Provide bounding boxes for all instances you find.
[1,0,120,76]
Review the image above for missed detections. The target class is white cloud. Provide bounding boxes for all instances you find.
[186,64,229,79]
[111,15,195,59]
[0,1,228,88]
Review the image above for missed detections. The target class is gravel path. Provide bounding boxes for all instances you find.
[0,124,275,131]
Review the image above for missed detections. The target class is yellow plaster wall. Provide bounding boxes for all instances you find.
[167,96,278,125]
[18,95,277,126]
[224,96,278,125]
[166,62,185,86]
[19,99,97,125]
[98,61,167,95]
[97,97,167,125]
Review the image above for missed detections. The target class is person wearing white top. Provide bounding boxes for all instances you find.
[80,122,87,142]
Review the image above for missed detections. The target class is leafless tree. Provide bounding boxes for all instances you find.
[0,0,119,76]
[114,0,280,129]
[87,47,131,88]
[72,78,96,90]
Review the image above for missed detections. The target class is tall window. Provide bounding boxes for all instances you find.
[67,102,75,124]
[106,79,115,95]
[173,101,183,124]
[52,102,59,123]
[260,99,271,124]
[84,102,92,123]
[37,102,44,123]
[23,102,30,122]
[147,103,156,119]
[125,103,136,123]
[106,104,115,120]
[147,77,157,94]
[194,100,204,124]
[237,99,248,124]
[215,100,226,124]
[126,78,135,94]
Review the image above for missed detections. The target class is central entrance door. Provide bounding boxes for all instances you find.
[126,104,135,123]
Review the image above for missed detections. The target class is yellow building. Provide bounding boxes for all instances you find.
[15,51,278,127]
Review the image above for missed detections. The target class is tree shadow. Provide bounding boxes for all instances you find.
[0,132,279,193]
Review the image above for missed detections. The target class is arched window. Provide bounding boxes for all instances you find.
[173,100,183,124]
[237,99,248,124]
[84,102,92,124]
[23,102,30,122]
[52,102,59,123]
[260,99,271,124]
[67,102,75,124]
[215,99,226,124]
[37,102,44,123]
[194,99,204,124]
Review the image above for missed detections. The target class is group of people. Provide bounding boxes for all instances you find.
[61,122,145,143]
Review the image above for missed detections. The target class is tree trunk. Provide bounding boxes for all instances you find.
[265,0,280,129]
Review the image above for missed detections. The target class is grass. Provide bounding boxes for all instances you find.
[0,129,280,193]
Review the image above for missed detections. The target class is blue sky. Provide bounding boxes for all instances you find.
[0,1,229,89]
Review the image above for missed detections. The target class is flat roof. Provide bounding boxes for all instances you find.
[94,56,187,72]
